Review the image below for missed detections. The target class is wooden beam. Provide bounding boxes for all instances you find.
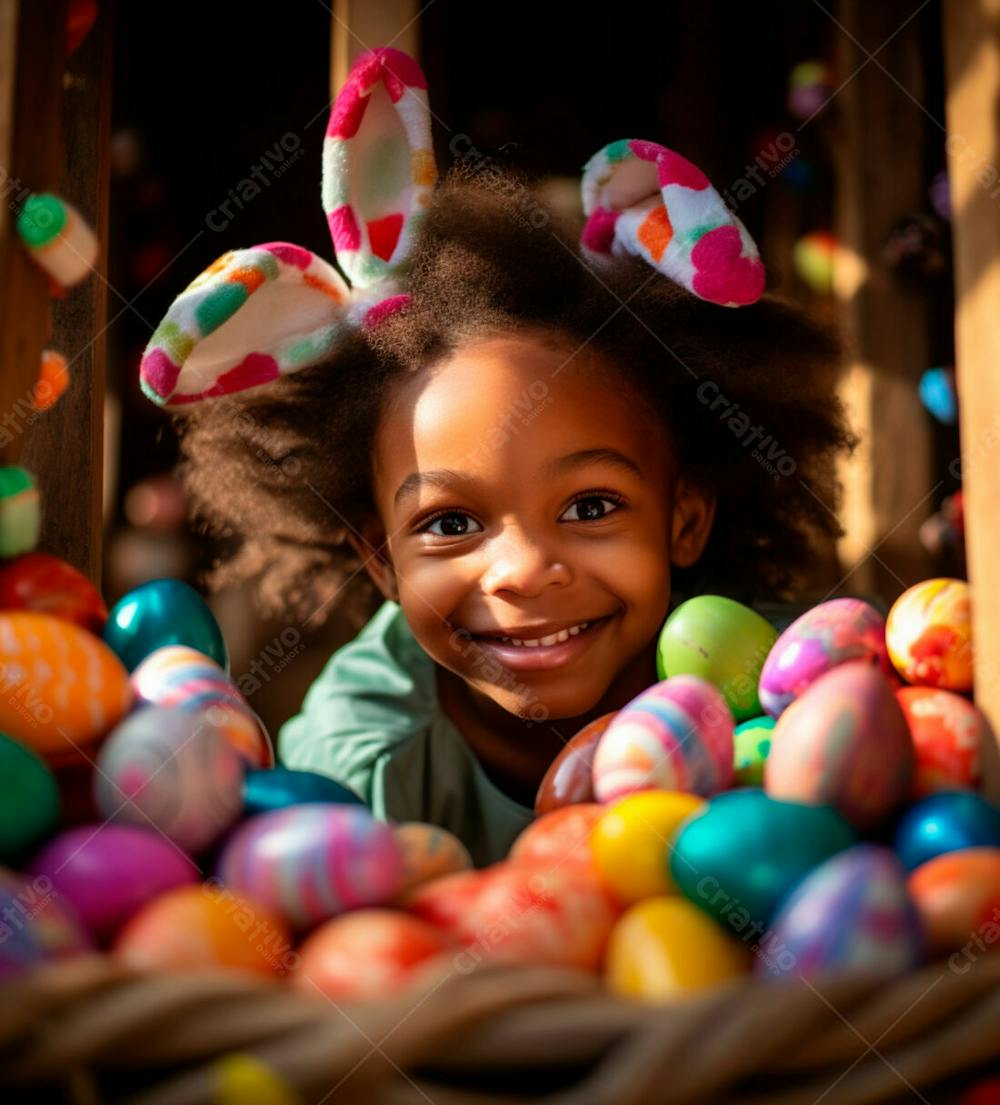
[331,0,419,94]
[943,0,1000,798]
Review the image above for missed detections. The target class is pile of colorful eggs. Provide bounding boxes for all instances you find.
[2,560,999,1008]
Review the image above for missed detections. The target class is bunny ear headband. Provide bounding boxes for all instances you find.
[140,49,765,410]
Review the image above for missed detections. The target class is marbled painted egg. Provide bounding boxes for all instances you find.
[765,661,914,830]
[733,716,775,786]
[657,595,778,721]
[907,848,1000,957]
[535,712,615,814]
[0,611,132,757]
[29,823,199,942]
[897,686,985,796]
[591,791,705,904]
[670,789,856,927]
[510,804,604,875]
[216,804,403,929]
[0,866,91,977]
[94,705,245,853]
[0,731,58,859]
[894,792,1000,872]
[592,675,733,803]
[762,845,923,979]
[405,862,618,970]
[293,909,453,1000]
[393,822,473,900]
[243,766,364,816]
[103,578,229,673]
[886,578,972,690]
[130,645,272,768]
[114,883,293,976]
[0,551,107,633]
[758,597,890,718]
[605,895,751,1000]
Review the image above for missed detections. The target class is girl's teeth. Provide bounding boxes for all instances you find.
[500,621,590,647]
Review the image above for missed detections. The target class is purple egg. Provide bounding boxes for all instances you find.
[0,866,91,978]
[215,803,403,929]
[30,824,199,942]
[758,598,891,718]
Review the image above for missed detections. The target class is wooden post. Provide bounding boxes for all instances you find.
[944,0,1000,798]
[331,0,419,94]
[832,0,934,601]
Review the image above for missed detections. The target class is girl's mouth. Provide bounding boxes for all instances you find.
[468,614,616,672]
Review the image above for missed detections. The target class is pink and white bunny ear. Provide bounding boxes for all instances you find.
[322,47,437,289]
[580,139,765,307]
[140,243,353,408]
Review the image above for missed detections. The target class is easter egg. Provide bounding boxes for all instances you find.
[886,578,973,691]
[0,866,91,977]
[656,595,778,721]
[0,731,59,859]
[733,716,775,786]
[510,804,604,874]
[216,804,403,929]
[243,766,364,816]
[114,883,293,976]
[535,712,615,814]
[762,845,923,979]
[758,597,890,718]
[293,909,453,1000]
[103,578,229,673]
[897,686,985,796]
[907,848,1000,957]
[0,611,132,757]
[793,231,836,295]
[29,824,199,942]
[405,862,617,971]
[393,822,474,899]
[94,705,245,853]
[592,675,733,803]
[0,551,107,632]
[670,789,856,928]
[591,791,705,904]
[605,895,751,1000]
[764,661,914,830]
[894,792,1000,872]
[212,1054,300,1105]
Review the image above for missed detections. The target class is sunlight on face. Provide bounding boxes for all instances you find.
[372,331,679,720]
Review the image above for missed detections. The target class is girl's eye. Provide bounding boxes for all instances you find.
[418,494,625,537]
[421,511,484,538]
[560,494,625,523]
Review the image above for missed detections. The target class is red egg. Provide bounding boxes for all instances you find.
[907,848,1000,957]
[0,552,107,633]
[535,713,615,815]
[897,686,985,797]
[293,909,453,1000]
[509,804,604,874]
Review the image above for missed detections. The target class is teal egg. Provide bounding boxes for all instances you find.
[0,732,59,859]
[670,789,856,929]
[243,767,365,816]
[733,716,775,786]
[657,595,778,721]
[103,579,228,673]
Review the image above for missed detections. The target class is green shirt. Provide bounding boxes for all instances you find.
[277,600,536,867]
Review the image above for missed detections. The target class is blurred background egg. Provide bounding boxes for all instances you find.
[907,848,1000,957]
[0,551,107,632]
[886,578,973,691]
[897,686,985,797]
[765,661,914,830]
[534,712,614,815]
[592,675,733,803]
[510,804,603,874]
[894,792,1000,871]
[243,766,364,816]
[0,732,59,860]
[733,716,775,786]
[0,866,91,978]
[392,823,473,900]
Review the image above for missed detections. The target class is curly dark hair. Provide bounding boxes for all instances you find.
[173,161,857,628]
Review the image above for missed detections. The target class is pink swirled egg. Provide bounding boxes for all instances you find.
[216,803,403,930]
[886,578,973,691]
[758,597,891,718]
[591,675,733,803]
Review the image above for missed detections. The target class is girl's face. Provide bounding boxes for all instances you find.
[361,330,715,722]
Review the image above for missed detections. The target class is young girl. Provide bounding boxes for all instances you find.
[140,49,855,866]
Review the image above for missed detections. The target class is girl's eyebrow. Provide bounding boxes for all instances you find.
[393,447,643,510]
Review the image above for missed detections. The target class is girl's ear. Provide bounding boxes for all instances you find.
[670,477,717,568]
[346,521,399,603]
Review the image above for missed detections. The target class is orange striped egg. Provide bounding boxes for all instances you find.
[0,612,132,757]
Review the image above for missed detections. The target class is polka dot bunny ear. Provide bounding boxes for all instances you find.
[140,47,435,410]
[580,139,766,307]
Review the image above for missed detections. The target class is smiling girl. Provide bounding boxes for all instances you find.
[141,49,855,865]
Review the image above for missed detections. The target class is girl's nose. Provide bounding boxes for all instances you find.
[480,525,571,596]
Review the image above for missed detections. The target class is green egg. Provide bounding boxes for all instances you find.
[0,731,59,860]
[657,595,779,721]
[733,716,775,786]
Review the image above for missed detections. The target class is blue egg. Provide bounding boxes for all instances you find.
[103,579,228,673]
[894,792,1000,872]
[918,367,957,425]
[243,766,365,816]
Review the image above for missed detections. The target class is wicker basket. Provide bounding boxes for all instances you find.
[3,951,1000,1105]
